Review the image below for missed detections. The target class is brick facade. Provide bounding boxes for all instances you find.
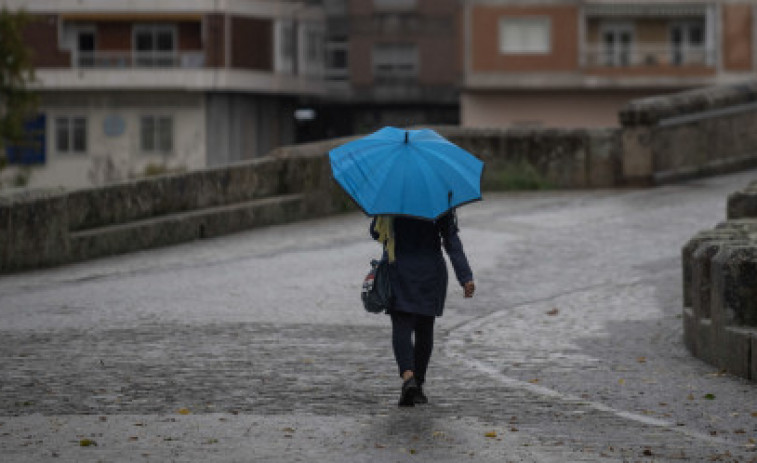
[723,3,753,71]
[470,4,580,73]
[230,17,273,71]
[22,14,70,68]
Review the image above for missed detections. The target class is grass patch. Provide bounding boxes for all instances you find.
[141,163,186,178]
[484,160,553,191]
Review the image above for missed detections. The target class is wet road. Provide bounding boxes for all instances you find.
[1,169,757,462]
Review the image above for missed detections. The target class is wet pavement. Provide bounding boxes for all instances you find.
[1,169,757,462]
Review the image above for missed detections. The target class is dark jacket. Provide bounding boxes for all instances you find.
[370,211,473,317]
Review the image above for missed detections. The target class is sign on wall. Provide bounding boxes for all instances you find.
[5,114,46,165]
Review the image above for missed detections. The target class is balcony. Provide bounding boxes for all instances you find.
[74,51,206,69]
[584,43,715,68]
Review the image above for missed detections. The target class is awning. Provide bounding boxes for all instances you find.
[584,3,708,17]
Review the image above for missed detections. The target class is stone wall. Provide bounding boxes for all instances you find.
[5,80,757,273]
[620,81,757,185]
[0,152,353,272]
[0,128,621,272]
[439,127,620,189]
[682,180,757,381]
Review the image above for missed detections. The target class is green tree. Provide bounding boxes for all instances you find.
[0,7,37,171]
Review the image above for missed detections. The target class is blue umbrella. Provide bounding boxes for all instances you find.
[329,127,484,220]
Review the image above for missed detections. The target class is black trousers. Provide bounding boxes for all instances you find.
[390,311,435,385]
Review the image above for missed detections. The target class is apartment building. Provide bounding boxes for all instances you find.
[297,0,462,140]
[462,0,757,128]
[2,0,325,189]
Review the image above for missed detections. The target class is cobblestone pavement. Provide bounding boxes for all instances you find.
[1,170,757,462]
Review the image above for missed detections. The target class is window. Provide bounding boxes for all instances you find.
[670,20,706,65]
[306,29,323,63]
[601,23,633,66]
[498,17,551,54]
[133,25,176,66]
[326,39,348,81]
[140,116,173,153]
[76,30,95,67]
[55,116,87,154]
[372,43,418,81]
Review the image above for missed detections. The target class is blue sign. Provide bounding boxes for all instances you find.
[5,114,46,165]
[103,115,126,137]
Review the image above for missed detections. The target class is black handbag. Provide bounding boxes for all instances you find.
[361,258,392,313]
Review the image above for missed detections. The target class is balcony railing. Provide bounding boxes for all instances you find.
[584,43,715,68]
[74,51,206,69]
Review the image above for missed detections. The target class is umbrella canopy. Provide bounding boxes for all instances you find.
[329,127,484,220]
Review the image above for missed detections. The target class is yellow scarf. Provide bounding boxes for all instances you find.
[373,215,396,263]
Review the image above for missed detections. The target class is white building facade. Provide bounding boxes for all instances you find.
[1,0,326,189]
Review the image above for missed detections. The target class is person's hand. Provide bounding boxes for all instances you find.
[464,280,475,298]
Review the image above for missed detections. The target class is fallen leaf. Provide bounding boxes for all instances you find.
[79,439,97,447]
[751,412,757,417]
[485,431,497,438]
[618,379,625,385]
[409,449,417,454]
[177,408,191,415]
[636,357,647,363]
[528,379,539,384]
[546,308,559,316]
[734,429,746,434]
[128,436,138,442]
[510,427,519,432]
[704,393,716,400]
[643,449,653,456]
[281,427,296,433]
[374,443,385,449]
[687,393,695,400]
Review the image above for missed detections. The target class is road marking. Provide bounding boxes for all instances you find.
[442,291,737,448]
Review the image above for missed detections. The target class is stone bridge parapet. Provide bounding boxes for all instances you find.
[682,180,757,381]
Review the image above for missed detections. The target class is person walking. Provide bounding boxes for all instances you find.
[371,211,475,407]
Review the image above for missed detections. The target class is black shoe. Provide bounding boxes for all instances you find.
[414,386,428,405]
[398,377,419,407]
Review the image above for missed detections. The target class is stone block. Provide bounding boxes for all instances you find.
[715,218,757,233]
[696,318,715,365]
[0,193,70,272]
[681,229,745,307]
[682,307,698,355]
[752,335,757,381]
[714,326,754,378]
[587,128,622,188]
[691,240,751,319]
[69,195,304,263]
[727,188,757,219]
[620,127,653,185]
[710,245,757,329]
